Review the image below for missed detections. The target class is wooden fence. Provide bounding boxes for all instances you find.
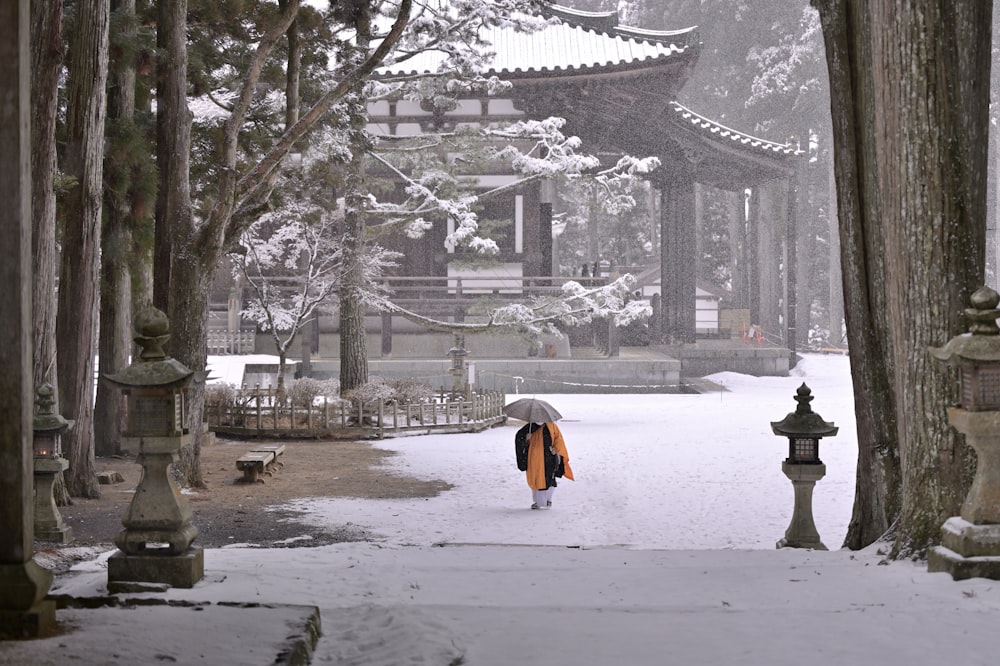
[206,329,257,355]
[206,387,507,439]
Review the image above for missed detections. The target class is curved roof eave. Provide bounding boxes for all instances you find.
[385,50,698,84]
[669,101,802,159]
[543,3,700,48]
[376,5,699,80]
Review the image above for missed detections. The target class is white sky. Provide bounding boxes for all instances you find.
[6,353,1000,666]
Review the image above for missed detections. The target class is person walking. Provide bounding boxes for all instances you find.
[515,421,574,509]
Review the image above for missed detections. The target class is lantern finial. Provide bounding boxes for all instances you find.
[33,383,74,433]
[133,306,171,361]
[966,286,1000,336]
[793,383,814,414]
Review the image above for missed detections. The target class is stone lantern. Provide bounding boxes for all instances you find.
[927,286,1000,580]
[447,334,469,397]
[104,307,204,591]
[32,384,74,544]
[771,383,838,550]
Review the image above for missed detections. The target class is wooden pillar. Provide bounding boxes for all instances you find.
[728,189,748,309]
[539,179,554,277]
[747,187,761,326]
[650,292,662,342]
[0,0,56,638]
[786,174,800,357]
[757,181,782,338]
[380,311,392,358]
[659,171,697,343]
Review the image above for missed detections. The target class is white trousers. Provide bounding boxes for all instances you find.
[532,487,555,506]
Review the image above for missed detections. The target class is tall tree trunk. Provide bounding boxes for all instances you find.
[155,0,206,486]
[281,0,300,129]
[57,0,110,498]
[30,0,63,392]
[825,150,844,345]
[339,3,373,393]
[154,0,193,316]
[814,0,899,549]
[95,0,137,458]
[30,1,70,506]
[815,0,990,554]
[167,261,211,487]
[874,0,988,556]
[340,207,369,393]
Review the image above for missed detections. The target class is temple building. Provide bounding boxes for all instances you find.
[363,3,801,350]
[213,2,802,380]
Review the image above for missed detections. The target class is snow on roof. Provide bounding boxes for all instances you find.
[379,3,697,78]
[670,101,801,156]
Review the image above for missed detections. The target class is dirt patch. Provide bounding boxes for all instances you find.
[54,437,451,552]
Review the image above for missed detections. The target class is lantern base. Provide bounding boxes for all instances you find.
[35,525,73,544]
[776,536,828,550]
[778,462,827,550]
[107,546,204,591]
[34,457,72,544]
[928,517,1000,580]
[0,601,57,640]
[0,560,56,638]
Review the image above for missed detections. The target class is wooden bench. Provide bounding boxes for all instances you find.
[236,451,275,483]
[252,444,285,472]
[235,444,287,483]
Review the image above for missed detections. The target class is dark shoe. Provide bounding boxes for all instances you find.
[546,501,552,508]
[531,503,540,510]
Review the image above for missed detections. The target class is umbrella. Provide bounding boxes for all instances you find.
[502,397,562,423]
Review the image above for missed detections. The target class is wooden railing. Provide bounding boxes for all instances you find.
[381,275,609,302]
[206,386,507,439]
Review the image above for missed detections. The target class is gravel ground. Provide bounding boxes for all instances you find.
[49,437,451,554]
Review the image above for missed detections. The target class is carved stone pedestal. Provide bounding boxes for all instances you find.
[107,438,204,591]
[928,518,1000,581]
[33,457,73,544]
[928,408,1000,580]
[777,462,828,550]
[107,548,205,593]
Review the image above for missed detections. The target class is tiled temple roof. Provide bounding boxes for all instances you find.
[669,102,800,156]
[379,3,698,78]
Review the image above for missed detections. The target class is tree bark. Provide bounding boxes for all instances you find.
[826,153,844,345]
[814,0,899,549]
[154,0,191,316]
[281,0,300,129]
[30,0,63,392]
[95,0,137,458]
[874,1,988,556]
[338,2,374,393]
[340,200,370,392]
[57,0,110,498]
[815,0,989,554]
[30,1,71,507]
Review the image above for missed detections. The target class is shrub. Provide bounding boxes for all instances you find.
[204,382,238,408]
[287,377,340,405]
[342,379,397,406]
[386,377,435,404]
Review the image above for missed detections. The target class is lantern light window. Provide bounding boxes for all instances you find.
[789,437,820,464]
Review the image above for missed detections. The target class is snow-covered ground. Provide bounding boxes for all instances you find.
[5,353,999,666]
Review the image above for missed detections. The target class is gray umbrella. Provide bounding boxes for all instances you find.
[502,397,563,423]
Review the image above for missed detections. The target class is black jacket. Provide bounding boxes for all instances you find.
[514,422,564,485]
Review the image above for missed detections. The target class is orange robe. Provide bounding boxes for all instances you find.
[526,422,574,490]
